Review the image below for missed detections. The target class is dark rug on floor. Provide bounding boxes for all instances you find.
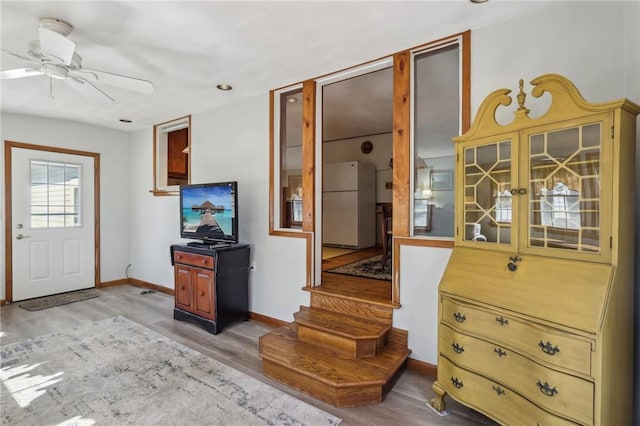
[18,289,100,311]
[326,255,391,281]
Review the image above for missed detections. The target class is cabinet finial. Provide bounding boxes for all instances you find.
[516,79,529,112]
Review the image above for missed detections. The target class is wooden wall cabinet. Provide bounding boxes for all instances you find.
[167,128,188,179]
[430,74,639,425]
[171,243,250,334]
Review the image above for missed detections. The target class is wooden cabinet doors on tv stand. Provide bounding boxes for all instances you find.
[170,243,250,334]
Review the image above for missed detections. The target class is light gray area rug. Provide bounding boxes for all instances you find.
[0,316,342,425]
[17,289,100,311]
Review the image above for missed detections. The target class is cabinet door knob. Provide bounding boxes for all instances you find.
[200,292,205,297]
[507,255,522,271]
[181,286,186,291]
[202,259,207,264]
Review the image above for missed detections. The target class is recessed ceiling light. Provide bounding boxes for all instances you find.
[119,119,132,123]
[286,97,297,103]
[216,83,232,91]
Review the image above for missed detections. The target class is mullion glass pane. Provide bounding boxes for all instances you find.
[528,123,601,252]
[31,162,48,183]
[30,160,82,229]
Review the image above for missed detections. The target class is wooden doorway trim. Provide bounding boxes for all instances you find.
[4,140,101,303]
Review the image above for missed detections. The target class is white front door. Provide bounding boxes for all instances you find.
[11,147,95,301]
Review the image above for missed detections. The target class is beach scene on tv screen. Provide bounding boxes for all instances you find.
[182,185,234,237]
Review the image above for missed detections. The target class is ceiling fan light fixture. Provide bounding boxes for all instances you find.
[39,18,73,37]
[216,83,232,91]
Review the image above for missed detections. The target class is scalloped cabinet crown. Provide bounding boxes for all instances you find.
[429,74,640,425]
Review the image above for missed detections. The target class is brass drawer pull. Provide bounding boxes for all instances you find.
[495,316,509,326]
[492,385,505,396]
[536,380,558,397]
[453,312,466,323]
[451,342,465,354]
[538,340,560,356]
[451,377,464,389]
[494,348,507,357]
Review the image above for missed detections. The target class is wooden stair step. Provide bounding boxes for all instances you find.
[294,306,389,358]
[259,323,410,407]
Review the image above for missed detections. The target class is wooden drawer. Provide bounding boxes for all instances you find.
[174,251,215,269]
[441,296,592,375]
[440,325,593,425]
[437,356,579,426]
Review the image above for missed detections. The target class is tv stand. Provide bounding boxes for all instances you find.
[170,243,250,334]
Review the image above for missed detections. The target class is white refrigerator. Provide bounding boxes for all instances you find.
[322,161,376,248]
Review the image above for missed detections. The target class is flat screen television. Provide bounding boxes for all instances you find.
[180,181,238,245]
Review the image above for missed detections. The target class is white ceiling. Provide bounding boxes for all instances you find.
[1,1,552,133]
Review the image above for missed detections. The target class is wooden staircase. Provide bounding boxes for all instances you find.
[259,290,411,407]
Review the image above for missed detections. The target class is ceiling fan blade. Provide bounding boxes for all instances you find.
[1,48,40,65]
[78,68,154,94]
[39,27,76,65]
[66,77,115,104]
[1,68,44,79]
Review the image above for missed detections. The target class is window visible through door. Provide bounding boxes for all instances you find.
[30,160,82,228]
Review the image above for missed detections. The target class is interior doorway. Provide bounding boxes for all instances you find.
[318,64,394,297]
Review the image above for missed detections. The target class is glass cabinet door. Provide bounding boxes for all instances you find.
[525,118,608,258]
[462,140,514,245]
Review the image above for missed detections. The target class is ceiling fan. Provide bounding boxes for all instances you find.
[1,17,154,102]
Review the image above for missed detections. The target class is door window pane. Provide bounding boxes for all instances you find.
[413,43,459,237]
[30,160,82,228]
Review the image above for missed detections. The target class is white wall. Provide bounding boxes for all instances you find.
[0,113,131,299]
[128,95,310,321]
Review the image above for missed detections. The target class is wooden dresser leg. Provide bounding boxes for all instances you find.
[430,381,447,412]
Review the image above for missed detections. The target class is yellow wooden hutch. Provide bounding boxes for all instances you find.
[430,74,639,425]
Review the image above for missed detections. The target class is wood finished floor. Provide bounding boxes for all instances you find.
[320,247,393,305]
[0,285,496,426]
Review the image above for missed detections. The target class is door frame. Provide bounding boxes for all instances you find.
[4,140,101,303]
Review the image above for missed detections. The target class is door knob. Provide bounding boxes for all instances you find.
[16,234,31,240]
